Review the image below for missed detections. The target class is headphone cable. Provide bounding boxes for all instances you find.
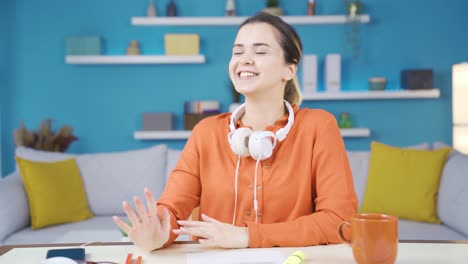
[254,156,261,223]
[232,155,241,225]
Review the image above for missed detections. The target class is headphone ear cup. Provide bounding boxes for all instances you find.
[248,131,274,161]
[229,127,253,157]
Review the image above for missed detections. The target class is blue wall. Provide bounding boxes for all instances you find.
[1,0,14,176]
[2,0,468,176]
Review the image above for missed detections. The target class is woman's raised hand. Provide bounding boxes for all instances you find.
[113,188,171,252]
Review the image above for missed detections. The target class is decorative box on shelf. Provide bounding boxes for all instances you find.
[184,113,218,130]
[165,34,200,55]
[66,36,102,55]
[142,113,173,131]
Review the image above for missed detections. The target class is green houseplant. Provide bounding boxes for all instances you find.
[263,0,283,16]
[344,0,364,60]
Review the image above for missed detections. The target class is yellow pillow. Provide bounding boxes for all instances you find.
[16,157,93,229]
[359,141,451,223]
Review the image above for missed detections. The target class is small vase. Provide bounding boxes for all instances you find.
[262,7,283,16]
[126,40,141,55]
[225,0,236,16]
[166,0,177,17]
[146,0,157,17]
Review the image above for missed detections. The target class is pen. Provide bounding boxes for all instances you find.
[136,256,142,264]
[125,253,133,264]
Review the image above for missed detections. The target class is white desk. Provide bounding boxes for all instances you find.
[1,242,467,264]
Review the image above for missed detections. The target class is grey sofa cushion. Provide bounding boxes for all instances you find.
[347,151,370,208]
[0,173,30,242]
[398,219,467,240]
[77,144,168,215]
[14,145,168,216]
[437,151,468,237]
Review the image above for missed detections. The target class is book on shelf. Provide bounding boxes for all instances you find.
[184,100,221,130]
[184,100,220,114]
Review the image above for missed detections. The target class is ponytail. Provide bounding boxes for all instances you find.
[284,76,302,106]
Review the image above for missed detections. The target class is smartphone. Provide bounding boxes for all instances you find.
[46,248,85,261]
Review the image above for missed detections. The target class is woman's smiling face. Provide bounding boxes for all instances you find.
[229,22,293,98]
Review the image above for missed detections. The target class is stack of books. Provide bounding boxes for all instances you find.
[184,101,220,115]
[184,101,220,130]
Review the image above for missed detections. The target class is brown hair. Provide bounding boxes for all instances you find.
[240,12,303,105]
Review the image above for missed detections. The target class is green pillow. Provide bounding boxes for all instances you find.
[359,141,451,223]
[16,157,94,229]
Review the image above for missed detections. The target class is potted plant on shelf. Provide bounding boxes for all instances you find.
[344,0,364,60]
[346,0,362,18]
[13,119,78,152]
[263,0,283,16]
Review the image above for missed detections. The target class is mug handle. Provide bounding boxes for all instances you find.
[338,221,351,245]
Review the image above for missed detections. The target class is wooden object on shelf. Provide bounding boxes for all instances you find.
[126,40,141,55]
[184,113,217,130]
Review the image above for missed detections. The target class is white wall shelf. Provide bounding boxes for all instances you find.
[131,15,370,26]
[135,131,192,140]
[302,89,440,101]
[65,55,205,65]
[134,128,370,140]
[341,128,371,138]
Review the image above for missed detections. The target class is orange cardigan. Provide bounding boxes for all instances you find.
[157,105,357,248]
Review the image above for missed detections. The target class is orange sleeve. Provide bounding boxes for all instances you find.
[247,117,357,247]
[156,124,203,247]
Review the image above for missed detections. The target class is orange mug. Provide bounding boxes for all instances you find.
[339,213,398,264]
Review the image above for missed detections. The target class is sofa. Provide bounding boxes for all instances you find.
[0,143,467,245]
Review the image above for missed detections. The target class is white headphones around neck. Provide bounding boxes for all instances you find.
[227,100,295,161]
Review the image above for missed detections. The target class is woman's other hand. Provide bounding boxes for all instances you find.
[113,188,171,252]
[174,214,249,249]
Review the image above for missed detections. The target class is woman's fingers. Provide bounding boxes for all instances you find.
[144,188,158,218]
[173,226,213,239]
[177,220,210,228]
[122,201,140,226]
[133,196,149,224]
[113,216,132,235]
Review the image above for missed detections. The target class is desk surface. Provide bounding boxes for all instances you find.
[1,241,468,264]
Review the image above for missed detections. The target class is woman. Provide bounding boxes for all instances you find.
[114,12,357,251]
